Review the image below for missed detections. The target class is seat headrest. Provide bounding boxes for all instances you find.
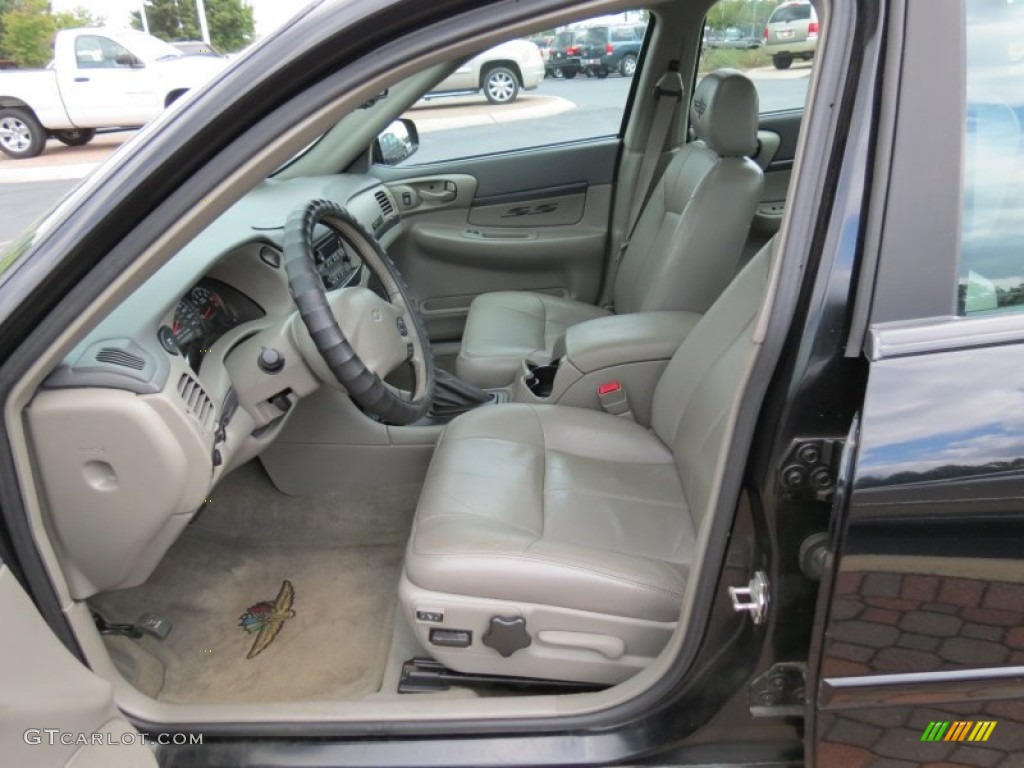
[690,69,759,157]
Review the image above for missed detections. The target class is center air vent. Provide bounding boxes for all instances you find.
[177,373,215,431]
[95,347,146,370]
[375,189,395,217]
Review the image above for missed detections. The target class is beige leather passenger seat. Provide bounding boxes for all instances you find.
[400,237,776,684]
[456,69,765,388]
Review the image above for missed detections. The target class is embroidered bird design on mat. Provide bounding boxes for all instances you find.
[239,579,296,659]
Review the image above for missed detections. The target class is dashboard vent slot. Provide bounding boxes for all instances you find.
[375,189,394,218]
[95,347,146,370]
[177,373,215,430]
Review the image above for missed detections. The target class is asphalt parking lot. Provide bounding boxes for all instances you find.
[0,66,810,248]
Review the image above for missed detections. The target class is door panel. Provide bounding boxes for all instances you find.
[0,566,155,767]
[389,174,478,216]
[468,183,588,227]
[752,111,803,237]
[379,140,619,341]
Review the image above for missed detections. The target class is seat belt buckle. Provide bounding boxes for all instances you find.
[597,381,635,421]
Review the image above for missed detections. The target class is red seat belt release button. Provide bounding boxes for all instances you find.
[598,381,634,420]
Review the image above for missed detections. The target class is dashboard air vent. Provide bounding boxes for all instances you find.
[375,189,394,218]
[177,373,216,431]
[95,347,146,370]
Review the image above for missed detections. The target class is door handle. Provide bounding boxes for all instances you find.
[74,77,90,82]
[419,188,456,203]
[413,180,457,204]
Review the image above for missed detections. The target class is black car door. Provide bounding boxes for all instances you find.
[810,1,1024,765]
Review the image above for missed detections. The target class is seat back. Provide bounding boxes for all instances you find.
[613,69,764,316]
[650,237,774,528]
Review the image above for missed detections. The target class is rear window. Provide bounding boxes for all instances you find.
[582,27,609,46]
[770,3,812,23]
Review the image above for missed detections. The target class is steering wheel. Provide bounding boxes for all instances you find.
[283,199,434,425]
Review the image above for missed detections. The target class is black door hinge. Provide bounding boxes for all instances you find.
[779,438,845,501]
[749,662,806,718]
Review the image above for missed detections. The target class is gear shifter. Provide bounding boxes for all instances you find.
[429,368,493,419]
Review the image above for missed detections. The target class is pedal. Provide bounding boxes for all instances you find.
[94,612,172,641]
[135,612,173,640]
[397,657,605,695]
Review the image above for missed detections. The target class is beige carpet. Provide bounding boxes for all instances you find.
[92,462,418,704]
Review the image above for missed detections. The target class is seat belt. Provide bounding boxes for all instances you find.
[600,61,685,308]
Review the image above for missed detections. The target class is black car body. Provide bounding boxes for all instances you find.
[547,27,587,78]
[576,22,646,77]
[0,0,1022,766]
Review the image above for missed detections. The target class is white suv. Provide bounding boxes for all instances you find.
[427,39,545,104]
[763,1,818,70]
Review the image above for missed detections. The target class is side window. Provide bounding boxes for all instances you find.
[701,0,816,113]
[399,11,649,165]
[958,0,1024,315]
[75,36,134,69]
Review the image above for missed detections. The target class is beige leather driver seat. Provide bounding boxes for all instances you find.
[455,69,764,388]
[400,238,775,684]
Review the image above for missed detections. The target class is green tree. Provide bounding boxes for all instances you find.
[706,0,780,32]
[133,0,254,52]
[1,0,55,68]
[0,0,17,58]
[53,5,103,29]
[0,1,101,65]
[204,0,253,51]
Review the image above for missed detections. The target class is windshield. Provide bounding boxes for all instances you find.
[120,30,185,61]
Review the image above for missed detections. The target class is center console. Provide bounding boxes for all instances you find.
[511,311,701,426]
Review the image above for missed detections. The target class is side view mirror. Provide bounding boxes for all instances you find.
[115,53,144,68]
[373,118,419,166]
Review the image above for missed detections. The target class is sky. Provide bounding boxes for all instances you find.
[51,0,308,38]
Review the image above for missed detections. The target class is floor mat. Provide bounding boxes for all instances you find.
[91,462,416,704]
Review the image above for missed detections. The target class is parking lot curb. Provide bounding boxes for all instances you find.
[0,162,99,184]
[409,94,577,133]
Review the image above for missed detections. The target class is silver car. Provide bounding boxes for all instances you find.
[763,1,819,70]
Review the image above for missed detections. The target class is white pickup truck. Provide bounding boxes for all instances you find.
[0,27,223,159]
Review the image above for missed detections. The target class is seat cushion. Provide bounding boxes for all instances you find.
[455,292,611,388]
[405,403,695,623]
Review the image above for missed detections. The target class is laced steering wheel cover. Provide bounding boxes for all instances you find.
[283,199,434,425]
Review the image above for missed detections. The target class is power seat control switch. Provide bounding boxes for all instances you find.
[729,571,770,625]
[429,628,472,648]
[416,610,444,623]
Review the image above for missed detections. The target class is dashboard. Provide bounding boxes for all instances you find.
[34,173,406,596]
[165,227,362,372]
[314,229,363,290]
[48,172,402,411]
[166,279,265,370]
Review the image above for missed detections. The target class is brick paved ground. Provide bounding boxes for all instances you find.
[817,570,1024,767]
[824,571,1024,678]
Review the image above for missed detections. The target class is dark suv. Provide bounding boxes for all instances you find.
[547,27,587,78]
[577,22,646,77]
